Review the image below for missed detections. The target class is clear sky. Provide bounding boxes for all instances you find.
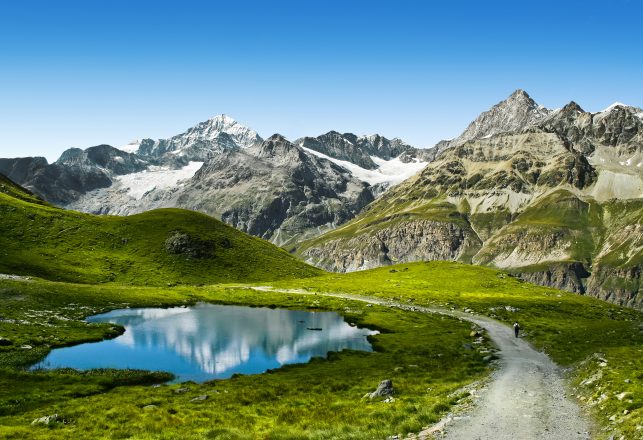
[0,0,642,162]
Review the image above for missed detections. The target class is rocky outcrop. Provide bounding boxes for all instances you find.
[302,219,482,272]
[182,135,375,245]
[165,231,226,259]
[511,262,591,295]
[586,265,641,309]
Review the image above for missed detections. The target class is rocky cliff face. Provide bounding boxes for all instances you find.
[303,219,481,272]
[295,131,431,168]
[586,265,641,309]
[0,146,139,205]
[299,90,643,308]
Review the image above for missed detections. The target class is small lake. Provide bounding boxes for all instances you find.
[33,303,378,383]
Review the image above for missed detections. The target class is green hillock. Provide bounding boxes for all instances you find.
[0,176,320,285]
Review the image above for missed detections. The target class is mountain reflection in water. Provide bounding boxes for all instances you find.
[33,303,379,382]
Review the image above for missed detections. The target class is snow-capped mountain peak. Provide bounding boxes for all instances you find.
[136,114,263,162]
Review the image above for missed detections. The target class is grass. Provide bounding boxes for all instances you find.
[269,261,643,439]
[0,278,491,439]
[0,262,640,438]
[0,184,320,285]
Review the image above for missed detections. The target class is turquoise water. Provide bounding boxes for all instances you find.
[33,303,378,383]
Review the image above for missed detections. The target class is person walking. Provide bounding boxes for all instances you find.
[513,322,520,338]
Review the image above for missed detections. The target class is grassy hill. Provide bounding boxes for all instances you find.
[0,175,321,285]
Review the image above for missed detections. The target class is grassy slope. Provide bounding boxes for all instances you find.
[0,278,490,439]
[0,180,320,285]
[0,174,49,206]
[474,189,604,268]
[271,262,643,438]
[295,196,467,253]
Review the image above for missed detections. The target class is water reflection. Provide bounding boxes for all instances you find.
[34,303,378,382]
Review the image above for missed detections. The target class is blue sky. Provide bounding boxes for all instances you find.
[0,0,642,161]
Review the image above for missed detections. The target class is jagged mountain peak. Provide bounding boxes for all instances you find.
[430,90,552,158]
[561,101,585,114]
[136,114,263,161]
[507,88,533,101]
[56,147,86,165]
[182,114,262,147]
[255,134,303,159]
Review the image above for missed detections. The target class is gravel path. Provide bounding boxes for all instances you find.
[251,287,592,439]
[436,313,591,440]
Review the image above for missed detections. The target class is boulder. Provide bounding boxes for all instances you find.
[368,379,394,399]
[31,414,62,426]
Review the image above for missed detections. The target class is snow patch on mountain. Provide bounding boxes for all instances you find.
[302,147,426,186]
[601,102,629,113]
[115,161,203,200]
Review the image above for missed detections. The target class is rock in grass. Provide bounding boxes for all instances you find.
[31,414,62,425]
[0,337,12,346]
[174,387,190,394]
[191,395,209,402]
[368,379,394,399]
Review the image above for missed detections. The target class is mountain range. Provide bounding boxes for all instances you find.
[0,115,428,246]
[1,90,641,308]
[298,90,643,308]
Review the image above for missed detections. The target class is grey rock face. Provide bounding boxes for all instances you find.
[296,131,428,168]
[587,265,641,309]
[537,101,643,157]
[297,131,380,169]
[177,135,376,245]
[511,263,591,295]
[0,156,48,183]
[56,144,149,175]
[303,219,482,272]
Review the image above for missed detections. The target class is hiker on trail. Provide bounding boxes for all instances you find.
[513,322,520,338]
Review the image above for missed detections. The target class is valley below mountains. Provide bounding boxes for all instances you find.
[1,90,641,308]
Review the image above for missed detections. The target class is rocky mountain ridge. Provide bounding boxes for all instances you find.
[297,91,643,308]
